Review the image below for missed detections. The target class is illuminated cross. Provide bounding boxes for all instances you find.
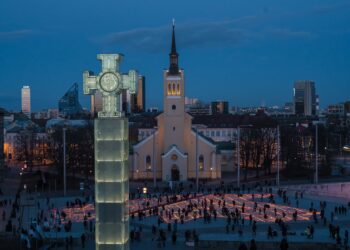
[83,54,138,117]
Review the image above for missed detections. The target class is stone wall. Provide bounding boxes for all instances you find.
[283,182,350,200]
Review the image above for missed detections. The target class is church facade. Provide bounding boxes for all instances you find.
[131,24,221,181]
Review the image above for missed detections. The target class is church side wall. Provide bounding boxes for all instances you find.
[186,131,218,179]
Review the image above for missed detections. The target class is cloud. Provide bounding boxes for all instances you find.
[266,28,312,39]
[313,2,350,14]
[97,16,314,53]
[0,29,34,40]
[97,18,258,53]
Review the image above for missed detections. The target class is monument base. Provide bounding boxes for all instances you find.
[95,117,129,250]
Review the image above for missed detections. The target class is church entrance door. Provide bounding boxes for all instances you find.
[171,165,180,181]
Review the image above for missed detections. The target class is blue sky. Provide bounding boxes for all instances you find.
[0,0,350,111]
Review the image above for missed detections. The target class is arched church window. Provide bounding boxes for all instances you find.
[177,84,180,95]
[199,155,204,171]
[168,84,171,95]
[172,83,176,95]
[146,155,152,171]
[172,105,176,110]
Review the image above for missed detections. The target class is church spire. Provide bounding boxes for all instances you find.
[169,19,179,74]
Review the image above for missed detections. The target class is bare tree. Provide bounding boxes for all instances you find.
[46,120,94,184]
[240,128,253,181]
[261,128,277,175]
[15,125,37,169]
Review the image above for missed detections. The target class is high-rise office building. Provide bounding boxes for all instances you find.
[121,75,145,114]
[90,90,103,115]
[58,83,83,117]
[211,101,229,114]
[21,86,31,118]
[0,108,4,182]
[130,75,146,113]
[293,80,318,116]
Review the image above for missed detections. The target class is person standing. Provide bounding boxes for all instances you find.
[250,239,257,250]
[238,242,248,250]
[280,238,289,250]
[344,229,349,250]
[172,231,177,245]
[81,233,86,248]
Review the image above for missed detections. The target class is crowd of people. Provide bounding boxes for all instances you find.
[2,180,350,249]
[127,182,350,249]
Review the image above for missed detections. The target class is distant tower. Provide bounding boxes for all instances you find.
[58,83,83,118]
[211,101,229,114]
[130,75,146,113]
[0,108,4,182]
[21,86,31,118]
[91,90,103,115]
[293,80,318,116]
[163,21,186,150]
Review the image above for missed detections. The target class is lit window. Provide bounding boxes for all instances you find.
[168,84,171,95]
[146,155,152,171]
[177,84,180,95]
[199,155,204,171]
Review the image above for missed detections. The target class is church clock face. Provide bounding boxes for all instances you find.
[171,154,178,161]
[99,72,120,92]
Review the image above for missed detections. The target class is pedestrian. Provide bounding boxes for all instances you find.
[250,239,257,250]
[280,238,289,250]
[267,226,273,239]
[238,242,248,250]
[252,221,257,236]
[172,231,177,245]
[81,233,86,248]
[69,236,73,247]
[344,230,349,249]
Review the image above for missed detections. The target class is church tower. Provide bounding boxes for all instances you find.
[133,21,220,182]
[163,22,186,150]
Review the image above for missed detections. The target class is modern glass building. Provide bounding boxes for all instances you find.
[58,83,83,117]
[293,80,318,116]
[21,86,31,118]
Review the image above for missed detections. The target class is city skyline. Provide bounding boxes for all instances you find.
[1,0,350,111]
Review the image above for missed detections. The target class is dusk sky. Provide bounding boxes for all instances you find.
[0,0,350,112]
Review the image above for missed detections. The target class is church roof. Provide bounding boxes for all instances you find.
[168,21,179,75]
[170,22,177,56]
[192,113,277,128]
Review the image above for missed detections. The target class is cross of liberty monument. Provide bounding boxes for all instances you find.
[84,54,138,117]
[84,54,137,250]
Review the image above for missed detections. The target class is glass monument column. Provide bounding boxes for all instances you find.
[95,118,129,249]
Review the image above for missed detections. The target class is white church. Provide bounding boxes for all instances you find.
[130,24,222,181]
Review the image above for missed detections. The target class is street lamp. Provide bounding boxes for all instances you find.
[276,125,280,186]
[236,127,240,188]
[195,126,199,192]
[313,121,320,184]
[63,127,67,196]
[152,129,156,188]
